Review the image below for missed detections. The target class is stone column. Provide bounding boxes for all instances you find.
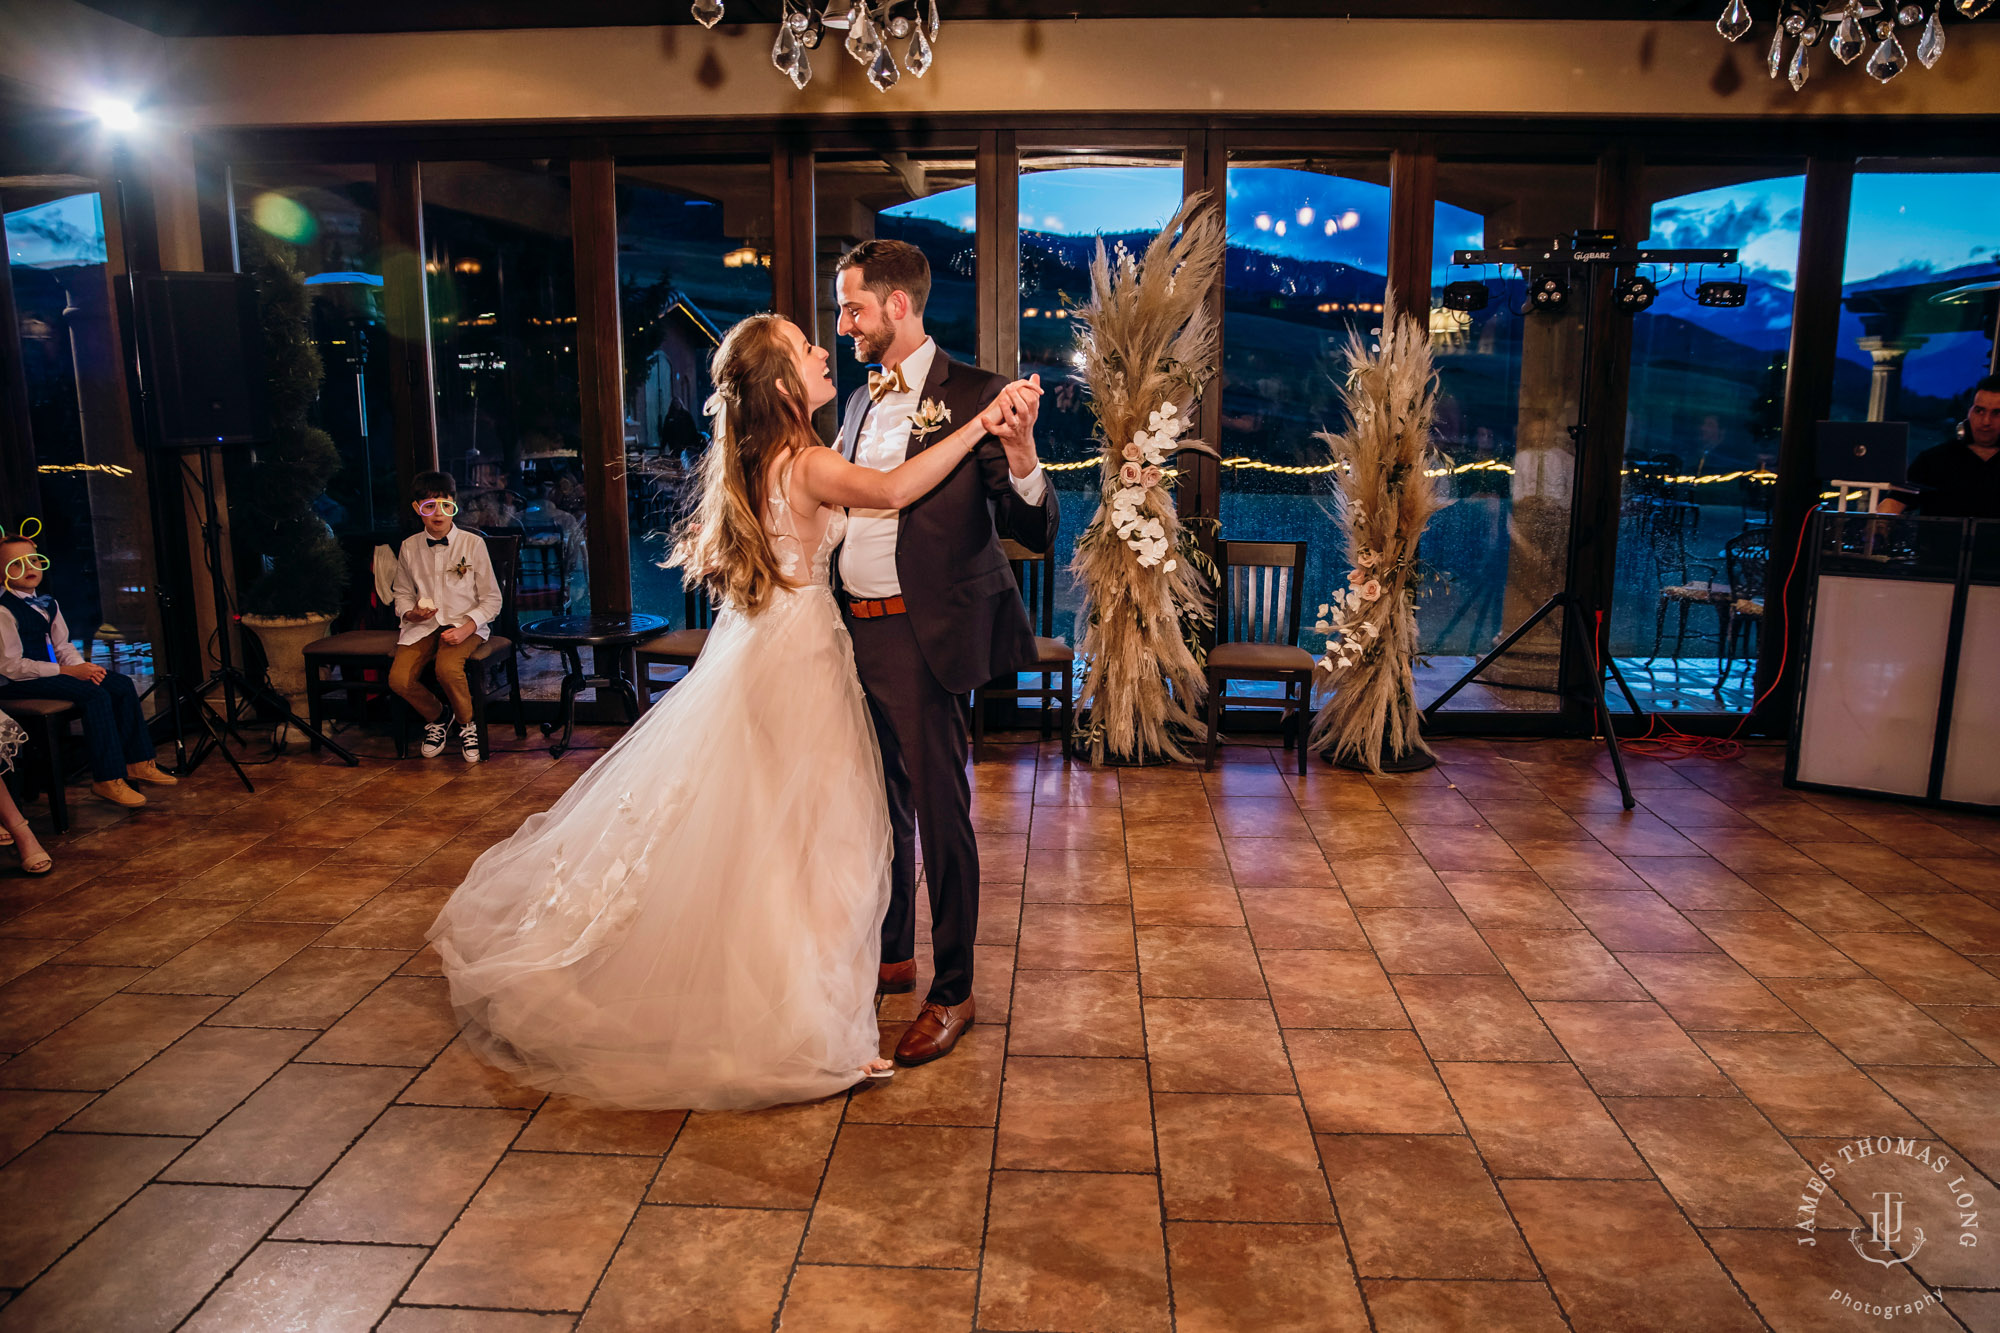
[1856,334,1927,423]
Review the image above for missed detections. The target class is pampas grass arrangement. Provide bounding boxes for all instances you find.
[1307,304,1449,774]
[1069,195,1226,765]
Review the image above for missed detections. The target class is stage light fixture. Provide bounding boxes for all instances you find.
[1529,271,1570,314]
[92,97,140,133]
[1697,279,1749,308]
[1442,280,1489,313]
[1615,274,1658,313]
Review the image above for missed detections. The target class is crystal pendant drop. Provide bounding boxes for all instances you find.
[1831,12,1868,61]
[788,7,810,30]
[788,46,812,88]
[866,42,901,90]
[847,11,884,63]
[1789,39,1812,88]
[1785,11,1807,33]
[1956,0,1992,17]
[887,13,912,38]
[920,0,940,41]
[691,0,724,28]
[773,23,801,76]
[1897,2,1922,19]
[906,27,934,75]
[1717,0,1754,40]
[1917,8,1945,65]
[1768,24,1788,76]
[1866,31,1908,77]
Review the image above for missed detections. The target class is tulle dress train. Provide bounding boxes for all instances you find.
[428,478,890,1110]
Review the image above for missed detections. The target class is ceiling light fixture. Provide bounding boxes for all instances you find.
[1715,0,1988,91]
[693,0,941,92]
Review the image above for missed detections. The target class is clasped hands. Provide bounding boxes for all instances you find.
[978,374,1043,478]
[402,606,477,646]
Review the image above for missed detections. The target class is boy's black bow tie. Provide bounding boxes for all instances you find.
[427,537,450,547]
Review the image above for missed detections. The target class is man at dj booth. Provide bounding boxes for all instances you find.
[1878,374,2000,520]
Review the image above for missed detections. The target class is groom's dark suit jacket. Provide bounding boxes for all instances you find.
[837,351,1061,694]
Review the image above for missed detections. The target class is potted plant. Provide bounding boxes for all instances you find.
[236,227,348,728]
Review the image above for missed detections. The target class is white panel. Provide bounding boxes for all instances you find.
[1795,575,1954,798]
[1941,585,2000,806]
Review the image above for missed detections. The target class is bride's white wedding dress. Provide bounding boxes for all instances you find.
[429,466,890,1110]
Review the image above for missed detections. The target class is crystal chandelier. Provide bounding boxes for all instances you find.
[690,0,941,91]
[1715,0,1990,90]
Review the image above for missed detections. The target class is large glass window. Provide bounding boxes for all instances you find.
[1217,157,1391,660]
[615,160,774,621]
[1613,168,1803,713]
[1018,151,1184,641]
[4,186,165,705]
[231,165,398,537]
[423,161,587,640]
[1834,166,2000,447]
[1423,162,1598,713]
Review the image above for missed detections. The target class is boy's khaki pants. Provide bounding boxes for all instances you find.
[390,628,479,724]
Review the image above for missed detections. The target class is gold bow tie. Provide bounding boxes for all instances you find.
[867,364,910,403]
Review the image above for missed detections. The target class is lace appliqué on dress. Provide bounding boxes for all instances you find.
[0,714,23,778]
[512,778,678,961]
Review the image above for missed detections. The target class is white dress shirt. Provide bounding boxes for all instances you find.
[838,338,1048,600]
[392,525,503,647]
[0,596,84,680]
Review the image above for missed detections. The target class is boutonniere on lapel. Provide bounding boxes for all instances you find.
[447,555,471,579]
[909,399,952,442]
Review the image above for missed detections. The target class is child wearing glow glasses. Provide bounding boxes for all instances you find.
[0,520,177,811]
[390,473,501,763]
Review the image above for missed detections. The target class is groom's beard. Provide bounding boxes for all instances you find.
[850,316,897,367]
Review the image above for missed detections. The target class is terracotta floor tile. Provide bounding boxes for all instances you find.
[1305,809,1418,858]
[1559,889,1715,952]
[0,1182,298,1333]
[1223,836,1336,888]
[1212,795,1312,839]
[801,1124,992,1268]
[1204,765,1290,798]
[1330,854,1449,907]
[1168,1221,1370,1333]
[1120,781,1214,825]
[293,975,459,1068]
[124,919,328,997]
[175,844,333,901]
[971,788,1035,834]
[1357,908,1501,974]
[240,868,398,924]
[1865,1067,2000,1180]
[1438,1062,1645,1179]
[1022,846,1129,905]
[1701,829,1826,876]
[1686,910,1868,978]
[852,1020,1004,1126]
[1796,841,1952,892]
[399,1033,547,1110]
[1125,821,1228,871]
[1571,808,1701,857]
[979,1170,1170,1333]
[1262,949,1408,1029]
[56,898,247,967]
[0,962,153,1052]
[1029,803,1124,850]
[1764,977,1984,1065]
[1535,1001,1732,1096]
[0,939,73,989]
[779,1266,977,1333]
[184,1240,423,1333]
[648,1098,840,1209]
[512,1096,684,1155]
[404,1151,653,1311]
[67,1025,310,1137]
[211,946,409,1029]
[1694,1032,1923,1137]
[0,1089,92,1166]
[277,1105,528,1244]
[1789,1134,1996,1290]
[1824,931,2000,1005]
[0,878,168,940]
[1318,1134,1536,1279]
[1482,929,1647,1001]
[316,883,455,949]
[1508,841,1650,892]
[1924,1003,2000,1061]
[996,1056,1154,1171]
[0,1130,191,1286]
[1743,874,1918,933]
[1238,882,1367,950]
[1441,872,1581,931]
[1154,1093,1333,1223]
[116,830,273,881]
[1129,869,1243,927]
[1377,784,1484,826]
[1135,925,1266,998]
[1626,856,1772,910]
[1144,997,1294,1094]
[1703,1227,1949,1333]
[1919,857,2000,892]
[1405,823,1529,874]
[1008,967,1146,1057]
[1290,1029,1460,1134]
[1638,787,1755,829]
[1616,952,1805,1031]
[1394,973,1563,1061]
[1017,903,1136,971]
[1361,1279,1568,1332]
[1608,1096,1850,1228]
[1879,891,2000,953]
[163,1062,412,1186]
[0,991,223,1090]
[1501,1179,1762,1332]
[578,1204,803,1333]
[1469,799,1594,844]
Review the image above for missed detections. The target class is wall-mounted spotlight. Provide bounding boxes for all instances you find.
[1529,271,1569,315]
[1697,280,1748,308]
[91,97,141,133]
[1442,280,1489,313]
[1615,274,1657,314]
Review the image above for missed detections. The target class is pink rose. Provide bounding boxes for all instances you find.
[1141,466,1163,487]
[1119,462,1143,486]
[1360,578,1383,602]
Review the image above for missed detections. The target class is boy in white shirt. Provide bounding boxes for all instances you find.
[390,473,502,763]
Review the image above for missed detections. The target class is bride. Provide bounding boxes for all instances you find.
[429,313,1040,1111]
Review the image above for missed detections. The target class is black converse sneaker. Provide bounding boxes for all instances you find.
[459,721,483,764]
[419,720,449,759]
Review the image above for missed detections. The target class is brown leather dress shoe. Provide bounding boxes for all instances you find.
[894,998,975,1067]
[126,760,179,786]
[877,958,917,994]
[91,779,146,808]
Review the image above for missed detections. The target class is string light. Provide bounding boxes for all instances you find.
[1041,457,1780,486]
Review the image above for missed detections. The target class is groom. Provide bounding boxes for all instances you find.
[833,239,1059,1066]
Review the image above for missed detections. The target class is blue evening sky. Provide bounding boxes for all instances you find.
[4,193,107,269]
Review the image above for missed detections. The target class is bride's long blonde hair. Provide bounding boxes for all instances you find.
[671,314,819,614]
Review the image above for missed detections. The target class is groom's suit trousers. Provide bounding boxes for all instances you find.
[845,608,979,1008]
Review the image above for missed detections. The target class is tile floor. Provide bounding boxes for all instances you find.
[1,731,1998,1331]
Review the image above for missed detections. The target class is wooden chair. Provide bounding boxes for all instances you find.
[461,531,526,754]
[0,697,81,834]
[1204,539,1316,777]
[304,530,406,751]
[972,539,1074,762]
[635,583,717,707]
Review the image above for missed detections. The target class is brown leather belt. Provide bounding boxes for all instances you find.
[844,595,907,619]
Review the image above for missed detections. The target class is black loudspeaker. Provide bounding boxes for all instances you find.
[130,271,265,448]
